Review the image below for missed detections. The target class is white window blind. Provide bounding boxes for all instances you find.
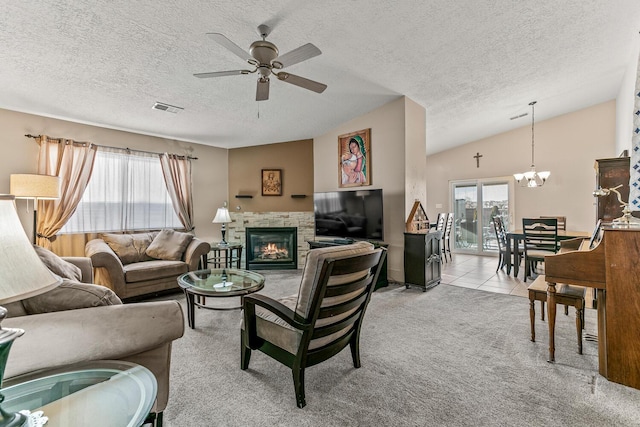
[60,147,182,233]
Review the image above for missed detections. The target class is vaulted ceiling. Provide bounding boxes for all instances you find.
[2,1,639,154]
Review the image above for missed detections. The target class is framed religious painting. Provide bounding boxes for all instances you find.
[338,128,371,188]
[261,169,282,196]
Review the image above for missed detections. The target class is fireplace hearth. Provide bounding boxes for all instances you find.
[246,227,298,270]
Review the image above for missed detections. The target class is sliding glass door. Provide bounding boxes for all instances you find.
[450,178,514,255]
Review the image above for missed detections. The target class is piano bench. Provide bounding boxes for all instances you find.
[528,275,586,355]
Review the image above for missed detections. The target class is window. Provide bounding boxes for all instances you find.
[60,147,182,233]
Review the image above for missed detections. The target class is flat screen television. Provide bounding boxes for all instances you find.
[314,189,384,241]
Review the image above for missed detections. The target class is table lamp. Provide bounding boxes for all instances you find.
[212,205,232,245]
[10,174,60,243]
[0,195,61,426]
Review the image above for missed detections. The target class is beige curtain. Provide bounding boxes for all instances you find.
[36,136,97,248]
[160,153,194,231]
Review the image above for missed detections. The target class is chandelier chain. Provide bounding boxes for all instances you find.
[530,101,536,167]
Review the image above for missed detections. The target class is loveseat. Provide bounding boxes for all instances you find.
[4,247,184,424]
[86,230,210,300]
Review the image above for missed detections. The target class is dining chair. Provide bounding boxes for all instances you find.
[442,213,454,262]
[522,217,558,282]
[540,215,566,230]
[241,242,386,408]
[492,216,522,273]
[435,213,447,261]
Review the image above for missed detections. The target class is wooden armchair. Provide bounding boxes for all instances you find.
[241,242,386,408]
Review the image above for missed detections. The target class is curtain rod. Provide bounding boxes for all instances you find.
[24,134,198,160]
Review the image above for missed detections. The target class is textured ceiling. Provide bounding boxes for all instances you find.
[1,1,639,154]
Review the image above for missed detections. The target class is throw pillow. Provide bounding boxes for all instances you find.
[33,245,82,281]
[22,279,122,315]
[146,229,194,261]
[101,232,156,264]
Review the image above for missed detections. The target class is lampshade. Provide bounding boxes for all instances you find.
[212,207,231,224]
[0,194,60,426]
[10,174,60,200]
[0,195,60,303]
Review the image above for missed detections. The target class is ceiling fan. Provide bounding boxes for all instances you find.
[194,25,327,101]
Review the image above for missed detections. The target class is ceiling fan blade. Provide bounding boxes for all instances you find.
[276,72,327,93]
[207,33,252,62]
[276,43,322,68]
[256,78,270,101]
[193,70,251,78]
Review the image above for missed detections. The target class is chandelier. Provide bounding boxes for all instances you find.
[513,101,550,187]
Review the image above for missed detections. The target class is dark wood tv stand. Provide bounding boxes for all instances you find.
[306,239,389,291]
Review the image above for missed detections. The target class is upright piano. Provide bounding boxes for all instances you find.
[544,226,640,390]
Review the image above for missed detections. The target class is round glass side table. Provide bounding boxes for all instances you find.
[1,360,157,427]
[178,268,265,329]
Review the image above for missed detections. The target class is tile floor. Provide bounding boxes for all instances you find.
[439,253,530,298]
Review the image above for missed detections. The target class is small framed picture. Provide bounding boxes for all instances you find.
[339,128,371,188]
[262,169,282,196]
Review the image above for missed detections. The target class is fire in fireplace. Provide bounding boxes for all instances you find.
[258,243,289,260]
[246,227,298,270]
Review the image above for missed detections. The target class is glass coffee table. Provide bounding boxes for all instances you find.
[1,360,157,427]
[178,268,265,329]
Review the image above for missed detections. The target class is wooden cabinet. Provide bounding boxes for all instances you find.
[594,157,629,222]
[307,239,389,291]
[404,230,442,291]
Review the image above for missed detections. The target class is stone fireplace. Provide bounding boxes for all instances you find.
[246,227,297,270]
[225,212,314,269]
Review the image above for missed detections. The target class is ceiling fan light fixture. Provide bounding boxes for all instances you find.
[194,27,327,101]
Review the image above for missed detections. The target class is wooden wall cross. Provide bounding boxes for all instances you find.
[474,152,483,168]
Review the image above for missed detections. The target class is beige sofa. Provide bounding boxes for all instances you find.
[86,230,211,300]
[4,254,184,424]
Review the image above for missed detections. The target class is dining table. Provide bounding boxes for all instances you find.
[505,229,591,278]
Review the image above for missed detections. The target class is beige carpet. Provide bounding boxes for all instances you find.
[160,271,640,426]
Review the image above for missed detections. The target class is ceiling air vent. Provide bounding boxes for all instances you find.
[152,102,184,113]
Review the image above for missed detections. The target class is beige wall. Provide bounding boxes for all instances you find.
[426,100,616,233]
[404,97,428,216]
[227,139,314,213]
[0,108,228,249]
[314,96,413,281]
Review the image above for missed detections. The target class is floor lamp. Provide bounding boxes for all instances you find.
[0,195,61,426]
[9,174,60,243]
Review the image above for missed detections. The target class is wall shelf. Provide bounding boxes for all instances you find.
[291,194,307,199]
[235,195,253,199]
